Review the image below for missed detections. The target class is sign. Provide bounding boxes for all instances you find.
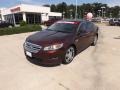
[11,7,20,13]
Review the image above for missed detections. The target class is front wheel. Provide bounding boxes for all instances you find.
[63,46,75,64]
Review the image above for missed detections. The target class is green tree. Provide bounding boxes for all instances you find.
[111,6,120,18]
[51,4,57,12]
[56,2,68,18]
[50,2,120,18]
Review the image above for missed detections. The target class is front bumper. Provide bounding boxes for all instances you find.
[24,48,65,66]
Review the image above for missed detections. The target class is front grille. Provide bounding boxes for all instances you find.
[24,42,42,53]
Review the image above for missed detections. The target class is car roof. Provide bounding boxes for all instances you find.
[63,19,84,22]
[57,19,85,25]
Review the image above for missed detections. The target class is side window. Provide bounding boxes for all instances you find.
[77,22,86,33]
[86,22,94,32]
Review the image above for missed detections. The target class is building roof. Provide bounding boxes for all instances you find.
[1,4,50,15]
[0,4,62,17]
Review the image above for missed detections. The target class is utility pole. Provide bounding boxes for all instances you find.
[75,0,78,20]
[69,9,73,19]
[103,11,106,18]
[98,10,101,17]
[63,12,65,20]
[110,13,112,18]
[101,7,105,18]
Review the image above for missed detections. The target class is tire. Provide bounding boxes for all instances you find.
[91,35,98,46]
[63,46,75,64]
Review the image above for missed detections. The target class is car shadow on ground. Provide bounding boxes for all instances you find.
[25,45,92,67]
[26,56,61,67]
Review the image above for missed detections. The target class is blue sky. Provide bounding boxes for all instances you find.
[0,0,120,8]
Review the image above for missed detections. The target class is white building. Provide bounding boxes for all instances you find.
[0,8,6,20]
[0,4,62,25]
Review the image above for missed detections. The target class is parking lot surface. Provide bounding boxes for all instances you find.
[0,25,120,90]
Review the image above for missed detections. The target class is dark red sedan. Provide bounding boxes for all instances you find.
[24,20,99,65]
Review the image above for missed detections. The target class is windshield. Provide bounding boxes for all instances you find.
[47,22,78,33]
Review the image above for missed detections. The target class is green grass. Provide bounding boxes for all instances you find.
[0,25,42,36]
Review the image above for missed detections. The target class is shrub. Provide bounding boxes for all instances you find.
[20,21,27,26]
[0,25,42,36]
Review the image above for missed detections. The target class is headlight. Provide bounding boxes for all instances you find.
[44,43,63,51]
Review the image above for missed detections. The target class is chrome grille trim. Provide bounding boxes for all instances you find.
[25,42,42,53]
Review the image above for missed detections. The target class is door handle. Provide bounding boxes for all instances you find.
[80,32,90,37]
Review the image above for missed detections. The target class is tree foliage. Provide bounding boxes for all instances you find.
[44,2,120,18]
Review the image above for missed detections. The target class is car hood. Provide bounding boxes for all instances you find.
[26,29,74,45]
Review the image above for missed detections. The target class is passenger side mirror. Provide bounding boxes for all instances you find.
[77,29,86,35]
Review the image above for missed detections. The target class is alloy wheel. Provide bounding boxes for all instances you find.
[64,46,75,64]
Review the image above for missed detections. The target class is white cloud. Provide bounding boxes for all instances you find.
[18,0,33,3]
[20,0,32,2]
[17,0,45,5]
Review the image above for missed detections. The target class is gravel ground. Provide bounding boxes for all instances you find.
[0,25,120,90]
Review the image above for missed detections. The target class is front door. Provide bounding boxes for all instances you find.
[75,22,91,53]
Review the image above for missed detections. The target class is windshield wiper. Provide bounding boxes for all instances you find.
[56,30,71,33]
[47,29,71,33]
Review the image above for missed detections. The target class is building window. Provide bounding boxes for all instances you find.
[4,13,23,24]
[14,13,23,24]
[26,13,41,24]
[4,14,14,24]
[49,16,61,20]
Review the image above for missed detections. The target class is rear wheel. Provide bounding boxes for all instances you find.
[63,46,75,64]
[91,35,98,46]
